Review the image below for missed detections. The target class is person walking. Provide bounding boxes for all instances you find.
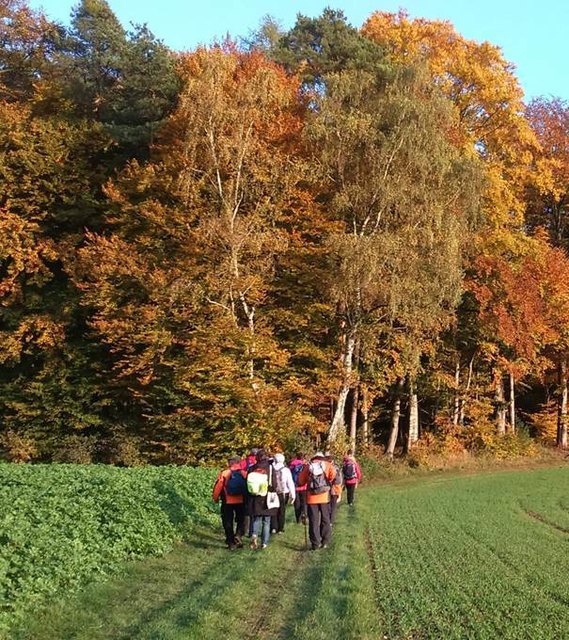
[212,456,248,550]
[241,448,258,537]
[247,451,279,550]
[325,451,342,525]
[289,452,307,524]
[296,452,336,550]
[343,450,362,507]
[270,453,296,534]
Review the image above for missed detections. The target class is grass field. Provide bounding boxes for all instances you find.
[9,465,569,639]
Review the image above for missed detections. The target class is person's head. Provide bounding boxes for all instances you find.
[313,451,325,460]
[274,452,285,465]
[347,449,354,456]
[228,456,241,467]
[324,450,334,462]
[295,451,305,461]
[255,448,267,464]
[249,447,259,458]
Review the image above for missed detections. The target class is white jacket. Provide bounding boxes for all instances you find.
[272,462,296,502]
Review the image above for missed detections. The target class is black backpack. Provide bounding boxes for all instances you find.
[343,461,357,481]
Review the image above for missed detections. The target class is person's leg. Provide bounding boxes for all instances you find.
[221,503,235,547]
[234,503,245,544]
[320,502,332,546]
[261,515,271,547]
[329,494,338,524]
[248,498,255,536]
[347,484,356,505]
[294,493,301,523]
[300,490,307,522]
[277,494,286,532]
[251,516,261,548]
[307,503,322,549]
[270,512,278,533]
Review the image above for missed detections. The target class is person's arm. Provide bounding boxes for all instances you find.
[212,471,226,503]
[356,462,363,483]
[284,468,296,503]
[326,462,337,485]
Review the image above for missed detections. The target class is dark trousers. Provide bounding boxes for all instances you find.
[221,502,245,546]
[346,483,356,505]
[294,490,307,523]
[270,493,287,532]
[307,502,332,548]
[329,494,339,524]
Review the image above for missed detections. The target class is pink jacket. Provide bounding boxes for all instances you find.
[342,456,362,486]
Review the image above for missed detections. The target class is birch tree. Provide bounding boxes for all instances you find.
[309,67,481,444]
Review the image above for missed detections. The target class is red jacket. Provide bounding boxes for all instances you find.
[212,464,247,505]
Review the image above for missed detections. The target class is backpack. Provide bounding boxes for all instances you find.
[308,461,329,494]
[332,463,343,486]
[225,470,247,496]
[343,460,357,481]
[247,471,268,497]
[274,466,286,494]
[290,462,304,487]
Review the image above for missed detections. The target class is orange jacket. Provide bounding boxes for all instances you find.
[297,459,336,505]
[212,465,247,505]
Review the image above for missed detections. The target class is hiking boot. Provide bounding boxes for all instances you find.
[250,536,258,550]
[261,544,268,550]
[234,536,243,548]
[227,544,236,551]
[271,529,277,534]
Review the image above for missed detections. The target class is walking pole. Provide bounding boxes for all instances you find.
[303,511,308,550]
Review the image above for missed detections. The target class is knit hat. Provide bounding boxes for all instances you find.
[274,453,285,464]
[313,451,325,459]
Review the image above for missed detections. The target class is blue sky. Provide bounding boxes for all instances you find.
[29,0,569,101]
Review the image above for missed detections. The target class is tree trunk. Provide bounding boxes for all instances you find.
[459,355,474,426]
[509,371,516,434]
[361,384,369,447]
[349,340,361,452]
[386,377,404,458]
[557,360,568,449]
[407,376,419,450]
[328,333,356,443]
[349,384,359,452]
[453,358,460,426]
[495,372,506,435]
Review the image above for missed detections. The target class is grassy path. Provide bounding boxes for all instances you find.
[13,465,569,640]
[14,495,379,640]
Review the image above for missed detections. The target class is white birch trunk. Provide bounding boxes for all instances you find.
[386,377,404,458]
[557,360,568,449]
[361,384,369,447]
[509,371,515,434]
[453,359,460,426]
[495,372,506,435]
[408,377,419,450]
[459,355,474,427]
[328,333,356,443]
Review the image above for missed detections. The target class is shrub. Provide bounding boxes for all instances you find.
[0,464,217,634]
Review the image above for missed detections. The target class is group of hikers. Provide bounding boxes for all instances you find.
[212,449,362,551]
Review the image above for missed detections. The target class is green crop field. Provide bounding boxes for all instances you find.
[6,464,569,640]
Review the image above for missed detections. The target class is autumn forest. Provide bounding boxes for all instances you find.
[1,0,568,465]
